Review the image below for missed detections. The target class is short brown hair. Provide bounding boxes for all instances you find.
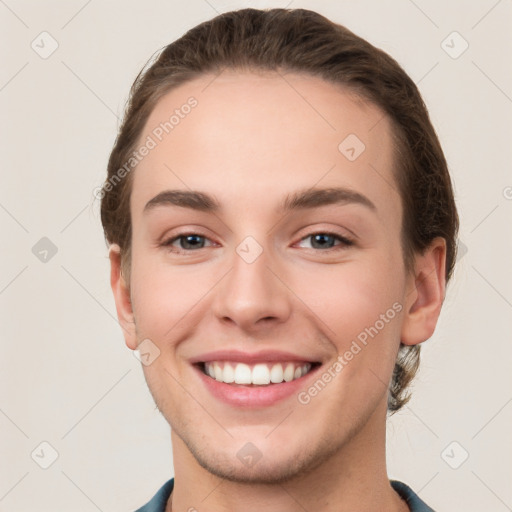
[100,8,459,413]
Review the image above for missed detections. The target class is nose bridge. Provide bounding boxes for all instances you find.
[212,234,291,328]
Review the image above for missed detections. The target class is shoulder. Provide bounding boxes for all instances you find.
[390,480,436,512]
[133,478,432,512]
[134,478,174,512]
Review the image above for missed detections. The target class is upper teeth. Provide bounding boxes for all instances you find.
[204,362,312,385]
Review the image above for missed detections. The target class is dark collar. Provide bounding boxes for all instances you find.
[135,478,435,511]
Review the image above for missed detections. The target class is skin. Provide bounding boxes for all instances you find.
[109,70,446,512]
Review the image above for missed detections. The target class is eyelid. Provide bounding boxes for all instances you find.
[293,222,355,242]
[160,231,216,251]
[294,231,354,250]
[160,228,355,255]
[158,225,214,243]
[292,219,359,241]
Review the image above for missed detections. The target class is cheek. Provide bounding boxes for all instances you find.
[129,250,218,342]
[292,256,404,337]
[294,262,404,404]
[293,253,405,395]
[129,236,406,353]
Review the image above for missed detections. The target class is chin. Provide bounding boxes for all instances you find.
[178,426,342,485]
[195,451,319,485]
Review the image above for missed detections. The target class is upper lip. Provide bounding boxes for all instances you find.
[189,349,321,365]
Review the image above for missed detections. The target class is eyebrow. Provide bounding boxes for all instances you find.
[143,186,376,214]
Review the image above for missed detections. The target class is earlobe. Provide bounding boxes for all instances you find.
[109,244,137,350]
[400,237,447,346]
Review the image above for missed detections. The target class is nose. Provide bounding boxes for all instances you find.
[211,241,292,332]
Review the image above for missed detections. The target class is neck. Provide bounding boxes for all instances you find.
[166,402,408,512]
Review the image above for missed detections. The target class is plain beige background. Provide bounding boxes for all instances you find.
[1,0,511,510]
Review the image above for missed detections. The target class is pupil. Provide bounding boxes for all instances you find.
[312,234,333,249]
[183,235,203,249]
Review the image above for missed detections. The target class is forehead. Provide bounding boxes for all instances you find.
[130,70,400,223]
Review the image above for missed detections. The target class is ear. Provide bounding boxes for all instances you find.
[400,237,447,346]
[109,244,137,350]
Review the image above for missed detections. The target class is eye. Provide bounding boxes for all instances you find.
[160,231,354,255]
[296,232,354,251]
[161,233,215,253]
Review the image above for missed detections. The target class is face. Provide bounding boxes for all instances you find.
[111,70,439,484]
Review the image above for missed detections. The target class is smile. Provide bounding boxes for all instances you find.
[201,361,317,386]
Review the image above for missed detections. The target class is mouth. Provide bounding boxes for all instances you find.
[189,349,324,407]
[196,361,322,386]
[191,359,323,408]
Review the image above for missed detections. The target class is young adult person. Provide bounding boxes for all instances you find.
[100,8,458,511]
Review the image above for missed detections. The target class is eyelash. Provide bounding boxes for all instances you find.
[160,231,354,255]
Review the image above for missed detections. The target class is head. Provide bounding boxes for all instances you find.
[101,8,458,482]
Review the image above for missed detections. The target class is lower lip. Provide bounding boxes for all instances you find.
[194,364,321,408]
